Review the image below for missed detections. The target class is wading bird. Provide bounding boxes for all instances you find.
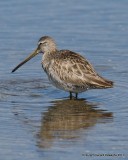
[12,36,113,99]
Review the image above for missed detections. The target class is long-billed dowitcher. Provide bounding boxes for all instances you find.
[12,36,113,99]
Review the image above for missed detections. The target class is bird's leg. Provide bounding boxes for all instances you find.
[75,93,78,99]
[69,92,73,100]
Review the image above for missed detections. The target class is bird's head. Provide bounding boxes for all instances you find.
[38,36,57,54]
[12,36,57,73]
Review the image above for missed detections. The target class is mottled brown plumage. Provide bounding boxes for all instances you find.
[12,36,113,99]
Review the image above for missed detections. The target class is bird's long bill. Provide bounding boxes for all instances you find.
[12,47,40,73]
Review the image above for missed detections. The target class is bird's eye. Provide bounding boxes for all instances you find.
[38,41,47,46]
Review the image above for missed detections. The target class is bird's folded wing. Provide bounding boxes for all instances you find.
[49,57,113,88]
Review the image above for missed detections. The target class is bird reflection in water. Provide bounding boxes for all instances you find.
[37,99,113,148]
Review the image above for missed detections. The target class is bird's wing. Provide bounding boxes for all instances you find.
[48,50,108,87]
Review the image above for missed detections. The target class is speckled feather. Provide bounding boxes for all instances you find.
[42,48,113,93]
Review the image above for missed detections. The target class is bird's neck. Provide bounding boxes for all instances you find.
[41,50,57,71]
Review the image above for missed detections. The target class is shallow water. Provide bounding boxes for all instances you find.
[0,0,128,159]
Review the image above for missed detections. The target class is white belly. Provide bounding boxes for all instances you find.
[47,73,88,93]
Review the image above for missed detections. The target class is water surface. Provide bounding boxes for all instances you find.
[0,0,128,159]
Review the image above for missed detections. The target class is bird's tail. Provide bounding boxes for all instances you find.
[88,76,113,89]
